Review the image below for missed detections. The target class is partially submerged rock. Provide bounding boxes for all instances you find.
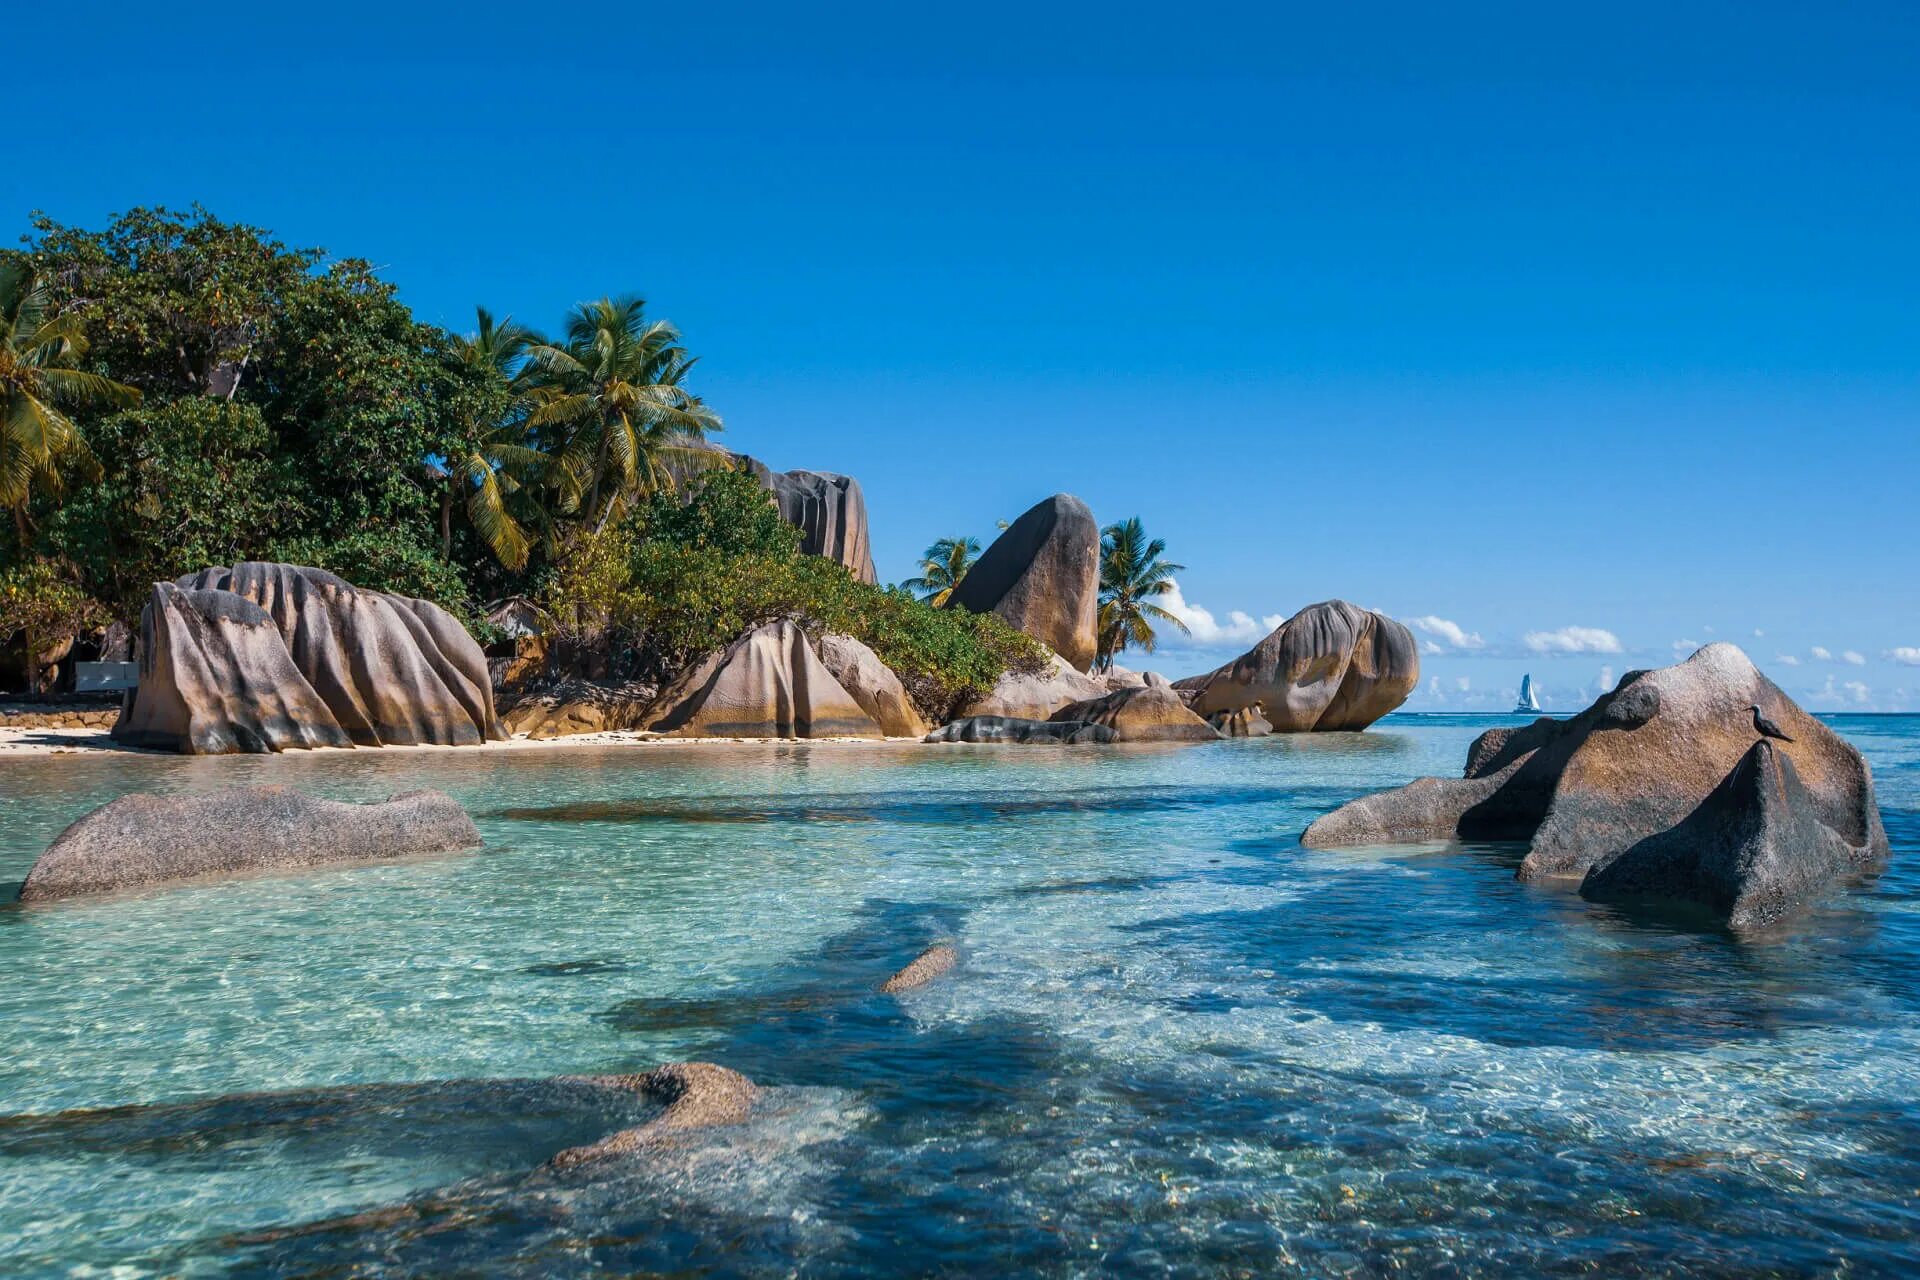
[960,649,1105,720]
[114,563,503,754]
[1179,600,1418,732]
[944,494,1100,671]
[1302,644,1889,929]
[547,1063,761,1168]
[817,633,929,737]
[880,943,959,993]
[1210,704,1274,737]
[17,785,481,902]
[648,621,881,739]
[1051,686,1220,742]
[925,716,1116,745]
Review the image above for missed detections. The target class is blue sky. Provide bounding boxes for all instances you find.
[9,2,1919,709]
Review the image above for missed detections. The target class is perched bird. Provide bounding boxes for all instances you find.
[1750,704,1794,743]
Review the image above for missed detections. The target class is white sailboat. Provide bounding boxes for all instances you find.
[1514,674,1543,713]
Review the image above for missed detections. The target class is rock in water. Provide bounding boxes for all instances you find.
[1051,686,1221,742]
[817,633,929,737]
[1302,644,1889,929]
[881,944,959,992]
[960,649,1106,720]
[648,620,882,738]
[943,494,1100,671]
[113,563,502,754]
[924,716,1116,744]
[1179,600,1418,731]
[1210,704,1274,737]
[726,453,877,583]
[17,786,481,902]
[548,1063,761,1167]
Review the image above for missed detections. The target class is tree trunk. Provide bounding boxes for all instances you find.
[440,477,455,560]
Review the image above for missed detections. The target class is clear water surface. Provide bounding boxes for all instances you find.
[1,713,1916,1276]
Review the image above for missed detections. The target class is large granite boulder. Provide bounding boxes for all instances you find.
[648,620,881,738]
[943,494,1100,670]
[1302,644,1889,929]
[113,563,502,755]
[1097,666,1172,693]
[720,452,876,583]
[959,649,1105,720]
[1051,686,1221,742]
[924,716,1116,745]
[817,633,929,737]
[17,785,481,902]
[1179,600,1418,731]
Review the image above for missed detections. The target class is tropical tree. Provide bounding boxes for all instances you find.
[1095,516,1188,671]
[522,297,720,531]
[441,307,544,569]
[0,261,140,544]
[902,535,980,605]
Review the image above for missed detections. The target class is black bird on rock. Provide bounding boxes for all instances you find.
[1750,704,1794,743]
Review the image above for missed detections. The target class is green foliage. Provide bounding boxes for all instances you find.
[266,527,477,622]
[900,534,980,605]
[531,472,1045,717]
[523,296,722,529]
[634,467,800,558]
[1096,516,1187,671]
[0,559,107,693]
[0,258,140,542]
[41,397,300,620]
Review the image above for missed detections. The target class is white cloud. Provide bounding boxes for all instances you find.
[1811,646,1833,661]
[1595,665,1615,694]
[1775,653,1801,667]
[1845,680,1870,704]
[1409,615,1484,651]
[1753,628,1765,638]
[1454,676,1471,692]
[1523,626,1623,655]
[1890,647,1920,666]
[1157,581,1283,647]
[1672,637,1701,655]
[1425,676,1446,703]
[1842,650,1866,666]
[1420,639,1444,656]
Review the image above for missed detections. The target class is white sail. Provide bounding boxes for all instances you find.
[1515,675,1542,713]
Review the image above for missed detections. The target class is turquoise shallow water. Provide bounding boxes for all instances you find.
[1,713,1917,1276]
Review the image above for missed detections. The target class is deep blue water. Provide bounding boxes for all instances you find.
[1,713,1916,1276]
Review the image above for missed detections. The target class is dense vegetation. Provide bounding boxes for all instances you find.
[0,205,1050,703]
[546,471,1044,719]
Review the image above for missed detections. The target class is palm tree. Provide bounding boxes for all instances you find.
[442,307,545,569]
[0,261,139,545]
[1095,517,1188,671]
[521,297,720,531]
[902,535,980,605]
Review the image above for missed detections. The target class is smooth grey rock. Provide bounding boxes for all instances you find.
[817,633,928,737]
[648,621,881,738]
[1179,600,1419,732]
[18,785,481,901]
[960,649,1105,720]
[943,494,1100,671]
[1210,704,1274,737]
[924,715,1116,745]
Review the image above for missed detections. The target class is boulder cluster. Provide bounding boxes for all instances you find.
[1304,644,1889,929]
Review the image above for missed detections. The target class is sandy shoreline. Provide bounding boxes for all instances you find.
[0,727,928,758]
